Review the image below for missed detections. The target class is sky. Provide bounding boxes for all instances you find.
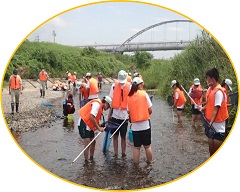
[28,2,203,59]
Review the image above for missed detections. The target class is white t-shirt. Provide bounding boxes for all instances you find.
[212,90,225,132]
[77,101,101,131]
[86,79,99,99]
[128,93,152,131]
[109,83,129,120]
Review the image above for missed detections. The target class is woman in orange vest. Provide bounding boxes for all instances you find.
[85,72,99,100]
[198,68,229,156]
[188,78,203,127]
[77,96,112,163]
[39,68,48,98]
[171,80,187,125]
[127,77,153,165]
[9,69,22,115]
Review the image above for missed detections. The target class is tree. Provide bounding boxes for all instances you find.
[134,51,153,69]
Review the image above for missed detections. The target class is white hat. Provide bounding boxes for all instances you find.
[118,70,127,84]
[171,80,177,87]
[86,72,91,77]
[194,78,200,85]
[74,71,77,74]
[225,79,232,91]
[104,96,112,106]
[133,77,143,85]
[134,72,139,77]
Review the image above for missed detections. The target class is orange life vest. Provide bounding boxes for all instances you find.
[89,78,99,96]
[10,75,21,89]
[112,82,131,110]
[127,90,150,122]
[71,74,77,82]
[39,71,48,81]
[78,99,103,130]
[174,88,187,107]
[190,84,203,104]
[80,83,89,99]
[205,85,229,122]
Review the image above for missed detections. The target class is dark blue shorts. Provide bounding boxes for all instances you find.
[110,117,128,137]
[191,104,201,115]
[78,120,94,139]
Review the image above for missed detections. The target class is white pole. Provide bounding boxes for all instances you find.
[71,130,103,165]
[109,117,128,139]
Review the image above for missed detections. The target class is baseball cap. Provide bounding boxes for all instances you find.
[171,80,177,87]
[118,70,127,83]
[86,72,91,77]
[225,79,232,91]
[194,78,200,85]
[133,77,143,85]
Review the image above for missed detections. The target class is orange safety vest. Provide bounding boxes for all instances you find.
[80,83,89,99]
[190,84,203,104]
[112,82,131,109]
[174,88,187,107]
[10,75,21,89]
[39,71,48,81]
[88,78,99,96]
[71,74,77,82]
[222,87,229,104]
[78,99,103,130]
[127,90,150,122]
[205,85,229,122]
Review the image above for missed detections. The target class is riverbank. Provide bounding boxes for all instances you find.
[1,87,65,132]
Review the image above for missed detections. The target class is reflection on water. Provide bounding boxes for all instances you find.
[12,84,210,190]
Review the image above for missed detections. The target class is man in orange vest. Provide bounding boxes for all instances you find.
[9,69,22,115]
[109,70,130,157]
[188,78,203,127]
[77,96,112,163]
[198,68,229,156]
[39,68,48,98]
[85,72,99,100]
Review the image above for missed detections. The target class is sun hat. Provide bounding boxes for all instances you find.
[86,72,91,77]
[103,96,112,106]
[74,71,77,74]
[171,80,177,87]
[224,79,232,91]
[118,70,127,83]
[194,78,200,85]
[132,77,143,85]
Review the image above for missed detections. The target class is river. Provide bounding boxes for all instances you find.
[11,84,209,190]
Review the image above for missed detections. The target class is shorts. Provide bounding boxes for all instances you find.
[133,128,151,147]
[191,104,201,115]
[213,132,225,141]
[78,120,94,139]
[177,108,184,111]
[110,117,128,137]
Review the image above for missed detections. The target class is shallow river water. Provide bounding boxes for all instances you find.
[12,84,209,190]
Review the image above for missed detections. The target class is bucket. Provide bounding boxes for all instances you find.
[68,114,73,121]
[128,129,133,142]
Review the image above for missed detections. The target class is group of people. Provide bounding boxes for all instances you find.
[170,67,233,156]
[8,66,234,163]
[75,70,152,165]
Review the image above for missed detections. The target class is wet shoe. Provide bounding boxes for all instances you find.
[122,153,126,158]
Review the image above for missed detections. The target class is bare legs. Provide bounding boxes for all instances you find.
[133,145,153,165]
